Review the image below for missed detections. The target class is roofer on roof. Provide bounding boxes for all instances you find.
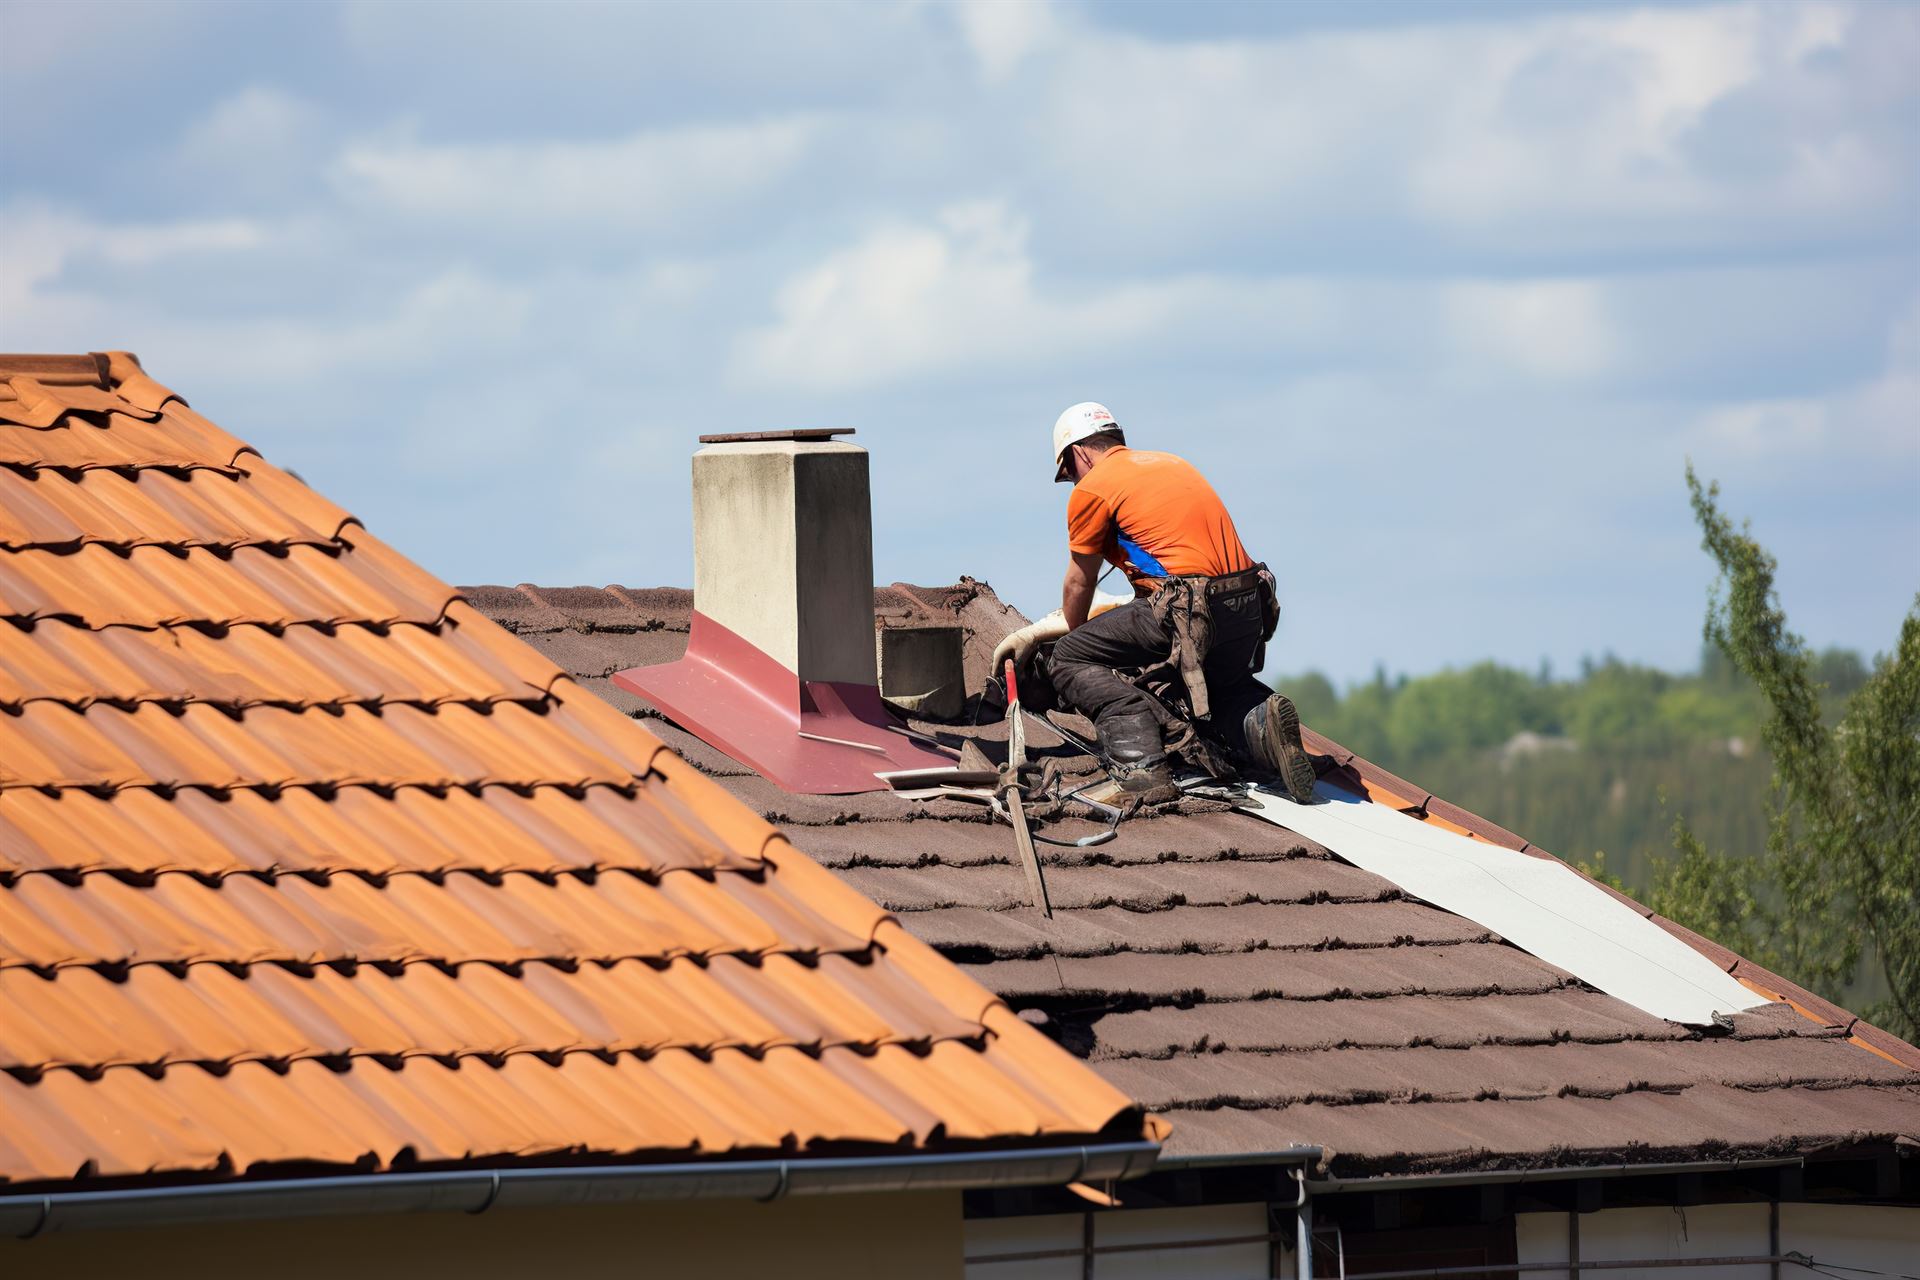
[992,403,1319,805]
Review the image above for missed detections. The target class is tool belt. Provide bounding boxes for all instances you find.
[1140,564,1277,723]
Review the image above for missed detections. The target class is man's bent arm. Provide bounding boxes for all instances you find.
[1062,550,1103,630]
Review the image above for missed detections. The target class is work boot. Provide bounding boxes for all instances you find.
[1242,693,1317,803]
[1097,710,1179,805]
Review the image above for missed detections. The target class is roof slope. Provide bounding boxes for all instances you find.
[0,353,1151,1192]
[466,579,1920,1177]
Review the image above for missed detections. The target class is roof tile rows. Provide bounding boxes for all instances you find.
[467,581,1920,1177]
[0,354,1150,1190]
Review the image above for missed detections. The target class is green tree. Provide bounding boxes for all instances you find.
[1384,662,1554,757]
[1567,659,1670,750]
[1285,671,1341,730]
[1647,467,1919,1040]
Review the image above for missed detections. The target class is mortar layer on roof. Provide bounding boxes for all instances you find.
[464,579,1920,1176]
[0,353,1154,1193]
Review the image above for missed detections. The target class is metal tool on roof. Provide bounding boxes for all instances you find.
[1000,659,1053,918]
[875,765,1002,789]
[1040,709,1100,758]
[887,764,1120,848]
[1052,782,1124,845]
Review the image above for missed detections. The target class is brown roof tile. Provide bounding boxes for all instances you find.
[1729,958,1857,1030]
[1164,1082,1920,1173]
[471,579,1920,1175]
[0,353,1150,1192]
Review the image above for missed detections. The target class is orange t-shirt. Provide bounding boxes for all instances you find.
[1066,447,1254,588]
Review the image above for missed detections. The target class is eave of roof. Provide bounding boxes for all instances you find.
[0,1141,1167,1238]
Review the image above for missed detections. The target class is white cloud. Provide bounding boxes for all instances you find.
[0,197,530,388]
[952,0,1058,81]
[5,0,1913,679]
[173,87,329,199]
[1012,0,1916,262]
[191,269,535,384]
[1441,279,1620,382]
[733,200,1187,390]
[735,204,1660,393]
[1691,292,1920,459]
[1405,3,1869,228]
[179,86,323,160]
[0,202,267,315]
[330,117,819,231]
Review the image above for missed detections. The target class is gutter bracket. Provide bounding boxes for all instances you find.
[15,1196,50,1241]
[467,1171,501,1216]
[757,1162,792,1203]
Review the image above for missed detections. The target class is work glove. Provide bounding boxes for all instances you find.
[990,611,1070,682]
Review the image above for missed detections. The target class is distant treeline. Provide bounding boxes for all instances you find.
[1277,648,1872,893]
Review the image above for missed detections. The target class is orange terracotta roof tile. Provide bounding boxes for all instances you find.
[0,786,752,877]
[0,464,350,550]
[0,541,456,629]
[0,352,1152,1191]
[0,614,556,709]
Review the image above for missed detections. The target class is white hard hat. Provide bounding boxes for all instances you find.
[1052,401,1120,482]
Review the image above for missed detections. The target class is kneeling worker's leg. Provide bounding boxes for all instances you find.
[1049,602,1175,795]
[1202,589,1317,804]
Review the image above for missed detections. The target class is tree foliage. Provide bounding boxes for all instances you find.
[1277,657,1775,912]
[1652,467,1919,1040]
[1271,471,1916,1036]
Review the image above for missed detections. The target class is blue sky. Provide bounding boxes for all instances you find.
[4,0,1915,685]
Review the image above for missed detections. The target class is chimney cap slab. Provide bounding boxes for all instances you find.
[697,428,856,444]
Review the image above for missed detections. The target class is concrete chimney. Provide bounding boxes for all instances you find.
[691,435,876,688]
[612,427,952,794]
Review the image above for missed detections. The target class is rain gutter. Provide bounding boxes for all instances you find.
[1152,1147,1803,1191]
[1,1140,1161,1239]
[1154,1145,1326,1171]
[1306,1154,1805,1194]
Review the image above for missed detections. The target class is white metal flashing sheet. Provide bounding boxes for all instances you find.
[1240,782,1765,1026]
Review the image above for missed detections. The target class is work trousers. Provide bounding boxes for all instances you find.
[1049,582,1272,758]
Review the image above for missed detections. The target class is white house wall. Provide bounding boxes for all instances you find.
[966,1203,1281,1280]
[1517,1201,1920,1279]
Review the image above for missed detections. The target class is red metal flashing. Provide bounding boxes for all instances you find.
[613,610,953,794]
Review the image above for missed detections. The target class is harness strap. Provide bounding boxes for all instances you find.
[1137,562,1276,724]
